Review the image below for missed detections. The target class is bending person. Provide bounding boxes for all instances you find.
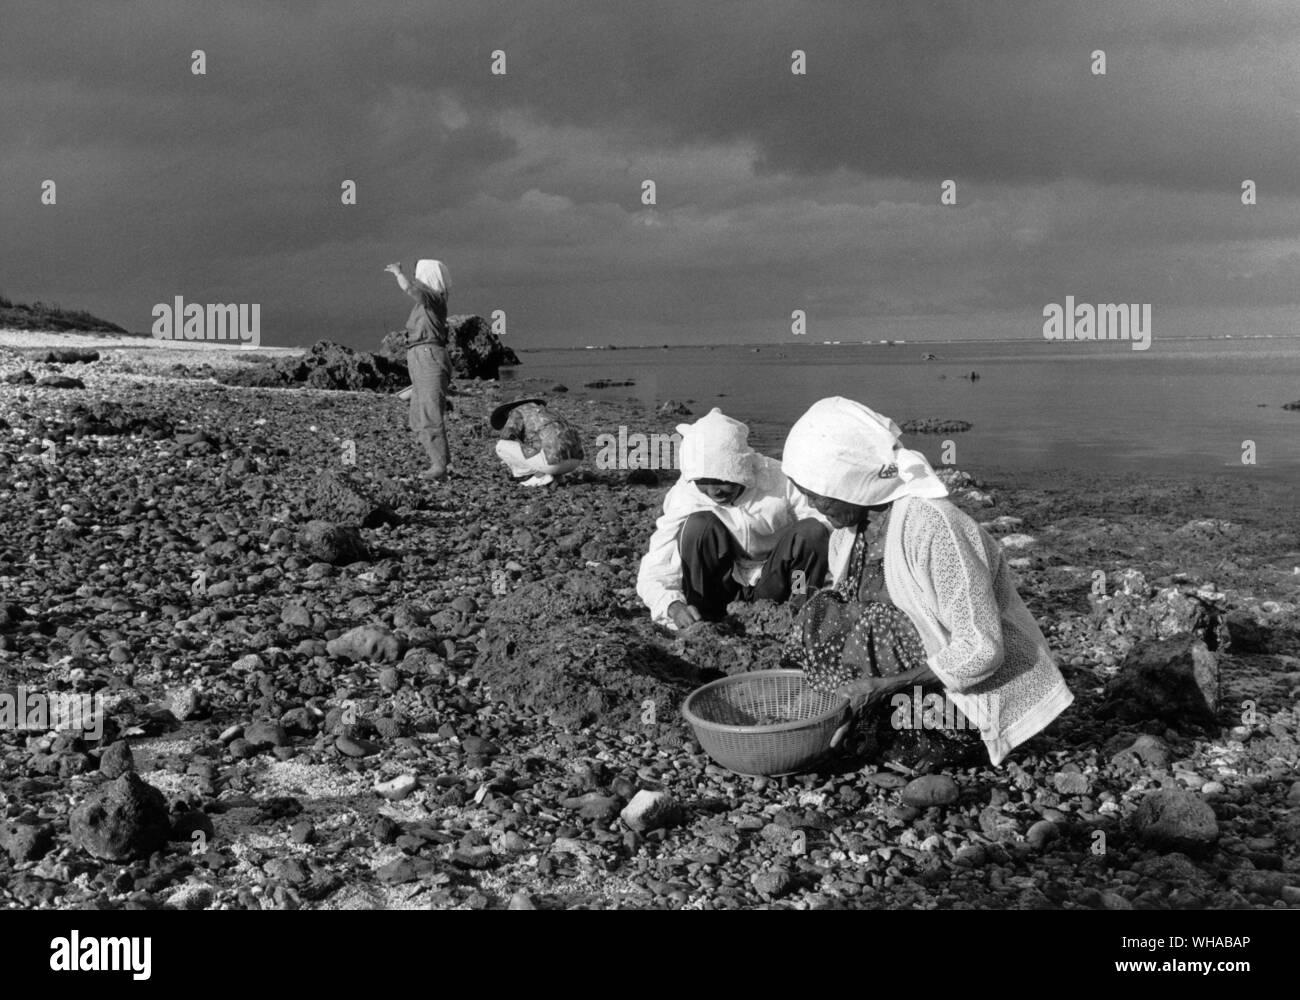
[781,397,1072,769]
[637,408,830,630]
[491,398,584,487]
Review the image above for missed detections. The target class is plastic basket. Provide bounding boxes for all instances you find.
[681,669,850,777]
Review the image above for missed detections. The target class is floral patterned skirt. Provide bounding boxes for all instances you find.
[784,590,985,770]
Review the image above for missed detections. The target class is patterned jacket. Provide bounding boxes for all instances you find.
[500,403,584,465]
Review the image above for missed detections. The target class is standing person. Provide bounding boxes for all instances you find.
[781,397,1073,769]
[491,398,584,487]
[385,258,452,480]
[636,408,830,629]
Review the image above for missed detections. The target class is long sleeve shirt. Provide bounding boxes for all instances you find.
[402,281,448,349]
[500,404,584,465]
[636,454,827,624]
[826,495,1074,765]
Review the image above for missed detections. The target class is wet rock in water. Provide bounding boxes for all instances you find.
[327,625,405,663]
[901,774,959,808]
[626,468,659,486]
[36,375,85,389]
[1103,636,1218,727]
[99,740,134,779]
[584,379,635,389]
[659,399,692,417]
[899,418,972,434]
[1,818,56,862]
[297,520,370,565]
[70,773,171,861]
[509,891,537,910]
[305,468,401,529]
[4,370,36,384]
[1132,788,1219,852]
[620,790,683,833]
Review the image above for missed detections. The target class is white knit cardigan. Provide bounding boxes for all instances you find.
[829,495,1074,766]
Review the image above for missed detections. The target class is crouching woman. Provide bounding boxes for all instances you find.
[637,408,830,630]
[781,397,1073,768]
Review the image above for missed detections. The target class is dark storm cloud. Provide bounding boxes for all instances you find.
[1,0,1297,345]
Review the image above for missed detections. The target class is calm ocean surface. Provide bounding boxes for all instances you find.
[501,338,1300,483]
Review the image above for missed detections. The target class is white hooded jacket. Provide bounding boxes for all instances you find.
[636,410,825,624]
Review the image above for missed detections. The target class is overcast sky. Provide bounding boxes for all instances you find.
[2,0,1298,348]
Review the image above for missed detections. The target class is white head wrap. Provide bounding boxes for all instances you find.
[414,259,450,297]
[781,397,948,506]
[677,408,756,488]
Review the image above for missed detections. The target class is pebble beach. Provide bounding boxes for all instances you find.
[1,331,1298,911]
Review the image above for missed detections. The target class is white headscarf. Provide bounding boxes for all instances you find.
[414,259,450,297]
[781,397,948,506]
[677,408,756,488]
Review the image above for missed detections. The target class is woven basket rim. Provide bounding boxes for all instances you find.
[681,669,849,736]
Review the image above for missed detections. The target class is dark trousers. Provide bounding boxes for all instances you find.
[678,512,829,621]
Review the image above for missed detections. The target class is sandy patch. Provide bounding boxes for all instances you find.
[0,327,301,370]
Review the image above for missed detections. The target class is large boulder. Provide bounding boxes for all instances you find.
[0,817,56,863]
[381,314,520,380]
[1102,636,1219,727]
[1090,585,1225,649]
[43,349,100,364]
[70,773,171,861]
[1131,787,1218,852]
[620,790,682,833]
[326,625,405,663]
[296,520,371,565]
[304,468,400,529]
[222,341,408,392]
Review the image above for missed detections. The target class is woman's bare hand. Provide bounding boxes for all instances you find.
[837,676,894,715]
[384,262,403,275]
[668,601,703,630]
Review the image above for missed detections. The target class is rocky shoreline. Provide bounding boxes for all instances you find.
[0,337,1298,911]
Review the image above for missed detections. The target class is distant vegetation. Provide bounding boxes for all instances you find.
[0,293,130,334]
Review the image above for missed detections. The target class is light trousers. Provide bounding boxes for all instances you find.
[495,439,580,478]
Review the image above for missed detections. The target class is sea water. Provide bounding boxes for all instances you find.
[503,337,1300,483]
